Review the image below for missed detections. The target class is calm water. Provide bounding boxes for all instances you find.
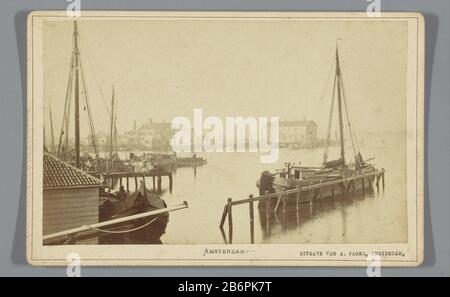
[115,133,408,245]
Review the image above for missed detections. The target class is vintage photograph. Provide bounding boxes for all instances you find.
[27,11,424,266]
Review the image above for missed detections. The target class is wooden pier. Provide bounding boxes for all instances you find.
[219,169,385,244]
[98,169,174,192]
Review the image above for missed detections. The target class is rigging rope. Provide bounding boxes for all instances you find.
[57,53,75,158]
[340,72,360,152]
[79,55,100,159]
[339,73,360,165]
[62,235,76,245]
[79,37,112,118]
[323,73,337,163]
[319,63,336,102]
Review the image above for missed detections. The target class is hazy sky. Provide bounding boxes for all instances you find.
[43,18,408,139]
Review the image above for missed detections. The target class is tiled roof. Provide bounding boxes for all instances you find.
[43,153,101,189]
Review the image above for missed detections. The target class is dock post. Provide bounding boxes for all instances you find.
[169,174,173,192]
[282,194,286,215]
[126,177,129,192]
[265,191,270,234]
[119,177,122,188]
[362,178,365,196]
[152,176,156,191]
[249,195,255,244]
[227,198,233,244]
[141,174,146,189]
[219,205,228,229]
[157,176,162,192]
[296,189,300,211]
[376,174,380,192]
[134,176,138,191]
[309,190,313,217]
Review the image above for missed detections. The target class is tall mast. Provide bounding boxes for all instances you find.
[336,47,345,164]
[73,21,81,168]
[49,103,56,154]
[109,85,115,170]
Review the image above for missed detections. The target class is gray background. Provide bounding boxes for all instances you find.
[0,0,448,277]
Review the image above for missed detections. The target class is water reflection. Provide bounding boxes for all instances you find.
[260,187,376,241]
[111,133,407,245]
[218,185,378,244]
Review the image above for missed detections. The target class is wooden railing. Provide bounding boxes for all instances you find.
[219,169,385,244]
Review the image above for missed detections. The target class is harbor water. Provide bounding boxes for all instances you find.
[115,132,408,245]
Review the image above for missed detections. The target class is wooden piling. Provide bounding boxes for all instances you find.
[157,176,162,192]
[376,174,380,192]
[119,177,122,187]
[219,205,228,229]
[126,177,129,192]
[141,175,146,189]
[362,177,365,196]
[134,176,138,190]
[227,198,233,243]
[152,176,156,191]
[282,194,286,214]
[249,195,254,244]
[265,191,270,234]
[169,174,173,192]
[274,194,283,213]
[309,190,313,217]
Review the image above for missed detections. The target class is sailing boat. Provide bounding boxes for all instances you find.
[55,21,134,175]
[49,21,170,244]
[257,46,384,200]
[56,21,100,170]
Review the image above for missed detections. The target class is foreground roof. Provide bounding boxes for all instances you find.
[43,153,101,189]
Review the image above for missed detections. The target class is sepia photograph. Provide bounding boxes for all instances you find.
[27,11,424,266]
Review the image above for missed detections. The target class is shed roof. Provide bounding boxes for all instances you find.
[43,153,101,189]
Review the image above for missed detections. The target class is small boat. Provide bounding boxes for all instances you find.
[129,152,176,171]
[98,181,169,244]
[257,47,383,206]
[175,155,207,167]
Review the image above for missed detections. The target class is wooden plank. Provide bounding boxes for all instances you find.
[230,170,383,206]
[43,202,189,241]
[44,209,99,220]
[274,194,283,213]
[102,171,171,179]
[227,198,233,244]
[219,205,228,228]
[44,200,99,211]
[249,195,254,244]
